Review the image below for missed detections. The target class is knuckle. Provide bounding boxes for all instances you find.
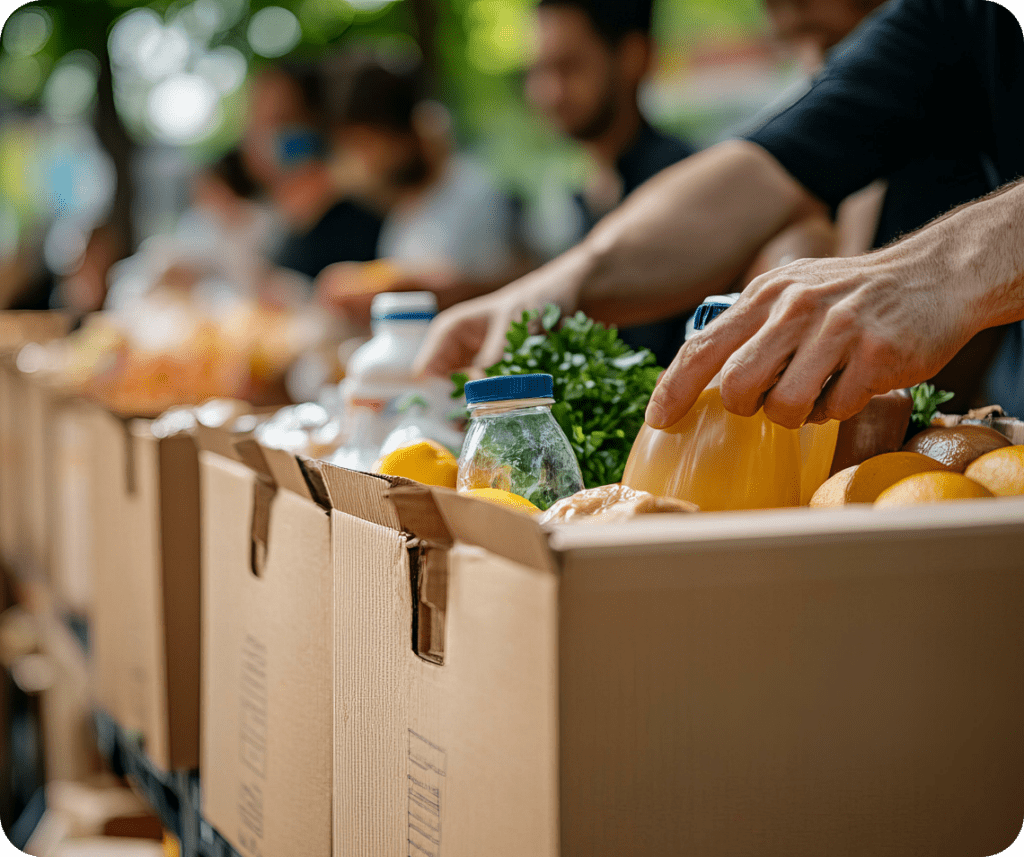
[858,335,899,371]
[822,303,858,334]
[763,391,807,429]
[775,285,819,321]
[719,365,760,417]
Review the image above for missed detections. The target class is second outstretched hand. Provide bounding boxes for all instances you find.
[413,245,590,378]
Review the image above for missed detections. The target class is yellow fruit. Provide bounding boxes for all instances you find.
[463,487,541,515]
[963,445,1024,496]
[874,471,994,508]
[809,451,952,507]
[374,440,458,488]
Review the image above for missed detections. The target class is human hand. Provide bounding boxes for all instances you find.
[645,250,980,430]
[413,249,590,378]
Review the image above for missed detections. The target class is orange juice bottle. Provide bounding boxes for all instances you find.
[622,296,838,511]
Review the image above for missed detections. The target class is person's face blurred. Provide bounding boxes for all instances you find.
[527,7,642,142]
[764,0,875,69]
[241,70,311,191]
[335,124,430,194]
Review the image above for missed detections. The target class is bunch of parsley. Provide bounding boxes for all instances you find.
[453,304,662,489]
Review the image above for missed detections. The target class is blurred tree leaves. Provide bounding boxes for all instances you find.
[0,0,767,247]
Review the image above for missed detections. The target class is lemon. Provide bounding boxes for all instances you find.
[462,487,541,515]
[963,445,1024,497]
[374,439,459,488]
[809,451,952,507]
[874,471,994,508]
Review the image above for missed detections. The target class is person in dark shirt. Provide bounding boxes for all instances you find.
[241,63,381,282]
[526,0,696,366]
[417,0,1024,427]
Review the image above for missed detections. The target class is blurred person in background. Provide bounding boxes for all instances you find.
[415,0,1023,416]
[314,50,517,326]
[525,0,697,366]
[103,148,283,312]
[241,61,382,284]
[525,0,837,368]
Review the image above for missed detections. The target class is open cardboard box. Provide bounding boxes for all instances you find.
[198,430,364,857]
[85,401,202,772]
[84,398,268,773]
[0,312,72,578]
[331,479,1024,857]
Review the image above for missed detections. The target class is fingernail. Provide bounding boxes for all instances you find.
[645,399,667,429]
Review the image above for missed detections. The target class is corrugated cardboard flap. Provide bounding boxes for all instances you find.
[387,484,452,547]
[318,462,416,530]
[234,438,317,502]
[428,487,558,574]
[194,423,246,462]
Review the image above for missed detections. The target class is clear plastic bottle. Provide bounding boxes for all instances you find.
[622,295,839,511]
[458,374,584,511]
[330,292,456,471]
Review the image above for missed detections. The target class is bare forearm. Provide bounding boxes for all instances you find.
[577,141,826,325]
[739,214,837,285]
[922,178,1024,332]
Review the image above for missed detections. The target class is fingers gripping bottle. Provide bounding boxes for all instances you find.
[458,374,584,511]
[622,295,838,511]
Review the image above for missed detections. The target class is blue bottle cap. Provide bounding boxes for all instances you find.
[465,374,554,405]
[693,294,739,331]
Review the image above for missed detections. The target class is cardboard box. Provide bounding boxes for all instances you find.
[199,440,336,857]
[334,486,1024,857]
[0,312,72,576]
[0,358,21,569]
[0,359,54,579]
[86,404,201,772]
[49,399,96,616]
[37,610,102,784]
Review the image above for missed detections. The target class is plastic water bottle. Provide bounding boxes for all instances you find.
[458,374,584,511]
[330,292,456,471]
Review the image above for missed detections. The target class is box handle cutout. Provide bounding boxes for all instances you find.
[120,419,137,496]
[411,544,448,666]
[249,478,275,578]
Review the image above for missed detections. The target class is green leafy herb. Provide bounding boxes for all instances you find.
[452,305,662,488]
[909,382,955,429]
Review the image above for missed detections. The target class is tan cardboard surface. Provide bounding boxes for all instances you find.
[201,451,332,857]
[153,427,201,768]
[87,404,138,733]
[21,372,55,583]
[552,509,1024,856]
[87,405,200,771]
[50,400,95,615]
[337,486,1024,857]
[0,361,21,567]
[37,611,102,783]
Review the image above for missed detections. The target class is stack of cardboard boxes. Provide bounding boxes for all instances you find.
[4,310,1024,856]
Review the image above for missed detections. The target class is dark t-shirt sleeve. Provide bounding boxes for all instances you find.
[746,0,980,209]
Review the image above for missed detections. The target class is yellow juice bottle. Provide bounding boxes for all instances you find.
[622,296,838,511]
